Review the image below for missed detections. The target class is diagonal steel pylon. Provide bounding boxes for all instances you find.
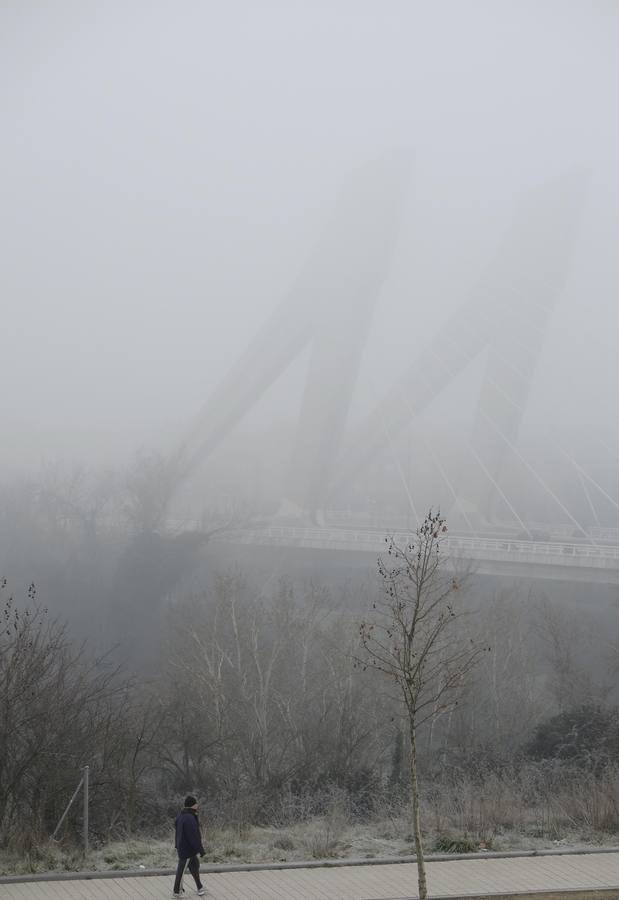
[336,171,585,523]
[179,154,410,510]
[179,165,584,523]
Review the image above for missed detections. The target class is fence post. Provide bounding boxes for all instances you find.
[51,775,83,841]
[82,765,89,855]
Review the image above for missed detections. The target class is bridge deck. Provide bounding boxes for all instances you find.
[214,525,619,584]
[2,852,619,899]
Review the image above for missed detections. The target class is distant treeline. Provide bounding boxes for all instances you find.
[1,569,618,850]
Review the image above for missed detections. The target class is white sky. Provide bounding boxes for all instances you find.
[1,0,618,467]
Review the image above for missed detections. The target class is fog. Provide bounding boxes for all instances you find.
[2,1,619,590]
[4,4,619,861]
[2,1,618,483]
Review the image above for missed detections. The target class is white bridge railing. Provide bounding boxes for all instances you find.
[219,525,619,568]
[323,511,619,545]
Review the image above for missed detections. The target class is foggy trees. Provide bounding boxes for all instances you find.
[1,479,617,855]
[525,706,619,768]
[36,462,119,545]
[0,581,130,847]
[2,561,618,854]
[0,578,182,848]
[123,450,183,535]
[449,588,544,759]
[358,512,487,900]
[160,576,387,822]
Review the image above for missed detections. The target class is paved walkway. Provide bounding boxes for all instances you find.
[1,852,619,899]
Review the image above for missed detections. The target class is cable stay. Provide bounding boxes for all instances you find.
[578,470,601,526]
[465,442,532,538]
[399,348,519,534]
[392,380,477,535]
[417,337,539,533]
[377,302,601,547]
[422,323,602,544]
[562,451,619,518]
[384,425,420,530]
[478,410,595,544]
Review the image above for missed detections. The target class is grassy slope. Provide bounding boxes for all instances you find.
[2,818,618,877]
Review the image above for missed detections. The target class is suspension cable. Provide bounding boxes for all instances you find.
[479,412,594,543]
[578,470,600,526]
[466,442,532,538]
[392,380,478,534]
[422,324,594,541]
[562,451,619,517]
[384,425,420,529]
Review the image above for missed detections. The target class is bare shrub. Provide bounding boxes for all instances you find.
[272,835,295,851]
[302,791,350,858]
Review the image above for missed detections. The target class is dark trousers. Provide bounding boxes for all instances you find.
[173,854,202,892]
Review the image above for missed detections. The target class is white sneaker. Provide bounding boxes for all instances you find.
[197,890,206,897]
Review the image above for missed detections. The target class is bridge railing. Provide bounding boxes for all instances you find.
[443,535,619,559]
[226,525,619,562]
[322,511,619,545]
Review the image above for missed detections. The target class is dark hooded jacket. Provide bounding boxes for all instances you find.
[175,807,205,860]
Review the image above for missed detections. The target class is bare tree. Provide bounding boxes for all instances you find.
[0,579,129,847]
[449,587,545,760]
[160,576,388,824]
[36,461,119,544]
[358,511,487,900]
[123,450,183,534]
[536,597,602,712]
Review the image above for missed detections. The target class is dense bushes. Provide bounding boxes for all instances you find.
[525,705,619,767]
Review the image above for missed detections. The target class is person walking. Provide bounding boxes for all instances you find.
[172,795,206,897]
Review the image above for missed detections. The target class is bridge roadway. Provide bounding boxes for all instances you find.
[2,851,619,898]
[216,525,619,585]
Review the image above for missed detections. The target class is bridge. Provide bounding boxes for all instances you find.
[214,523,619,585]
[168,158,619,585]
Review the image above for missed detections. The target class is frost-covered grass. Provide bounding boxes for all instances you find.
[3,769,619,876]
[1,821,617,876]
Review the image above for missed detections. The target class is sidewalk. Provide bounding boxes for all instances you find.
[1,850,619,899]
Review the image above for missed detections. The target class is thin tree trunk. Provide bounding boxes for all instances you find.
[409,723,427,900]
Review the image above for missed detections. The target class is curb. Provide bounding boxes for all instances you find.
[374,892,619,900]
